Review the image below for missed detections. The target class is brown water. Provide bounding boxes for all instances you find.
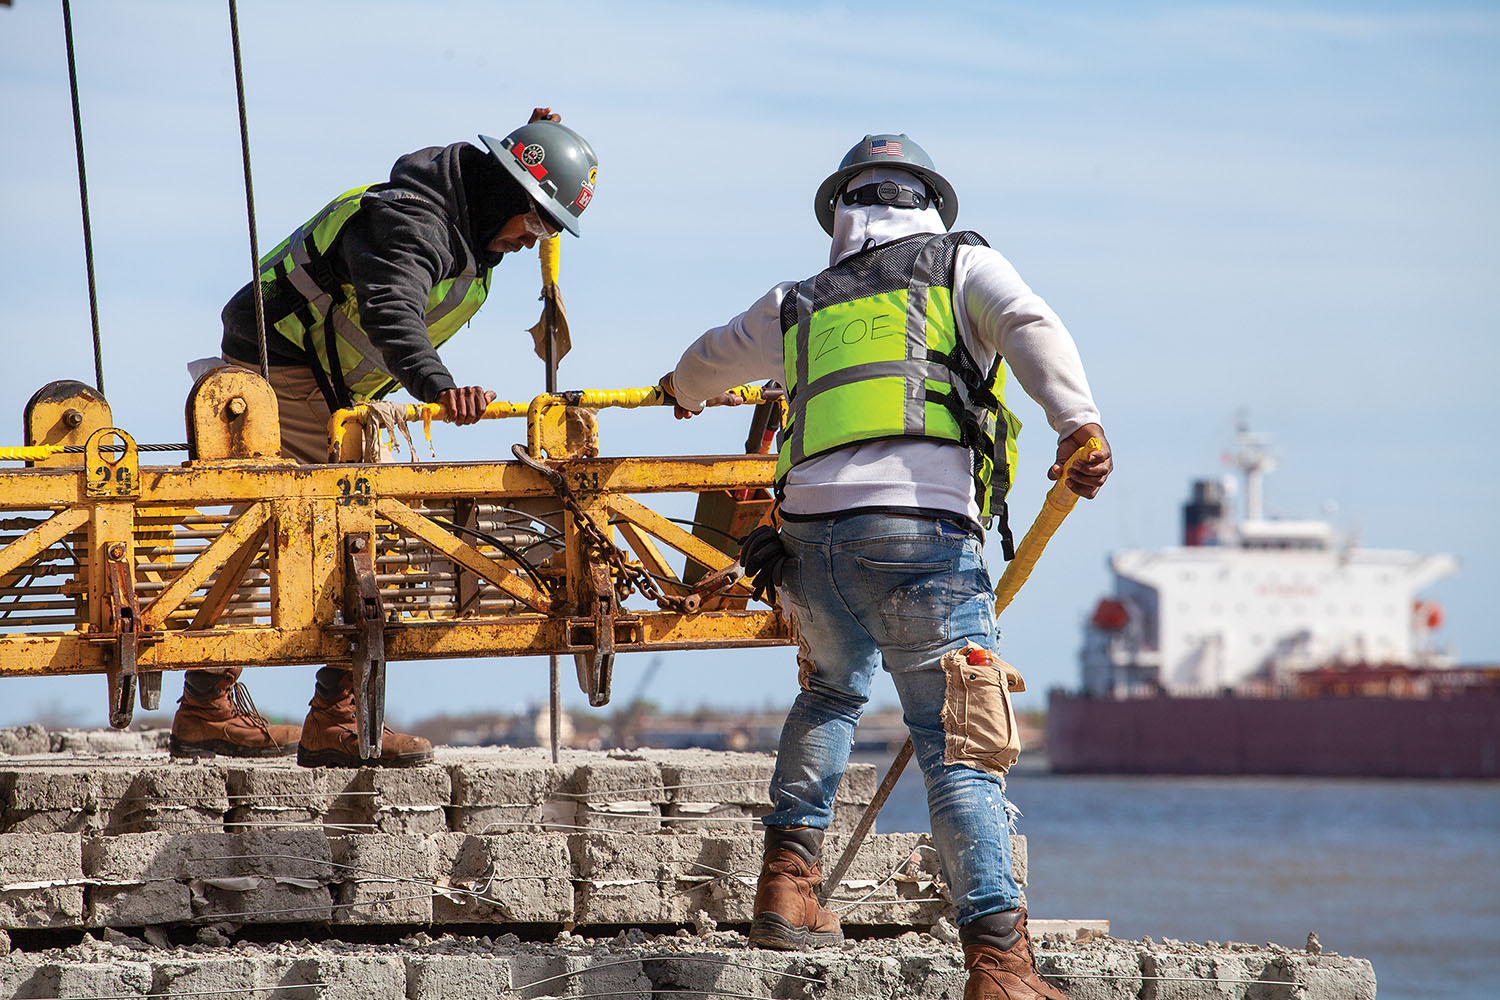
[863,756,1500,1000]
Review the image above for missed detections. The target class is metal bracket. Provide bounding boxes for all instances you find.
[343,536,386,760]
[102,545,142,729]
[84,428,139,499]
[572,560,617,707]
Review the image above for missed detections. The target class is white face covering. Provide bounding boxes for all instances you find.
[522,201,561,238]
[828,167,946,266]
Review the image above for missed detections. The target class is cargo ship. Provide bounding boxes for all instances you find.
[1047,424,1499,777]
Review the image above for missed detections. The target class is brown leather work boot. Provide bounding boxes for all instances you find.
[962,908,1069,1000]
[746,826,844,950]
[296,670,433,768]
[170,671,300,759]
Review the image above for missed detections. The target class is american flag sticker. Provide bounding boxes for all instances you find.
[870,138,903,156]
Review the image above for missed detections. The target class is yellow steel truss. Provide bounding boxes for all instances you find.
[0,371,788,753]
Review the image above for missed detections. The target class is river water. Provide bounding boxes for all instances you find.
[866,757,1500,1000]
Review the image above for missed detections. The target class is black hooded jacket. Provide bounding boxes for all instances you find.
[221,142,528,403]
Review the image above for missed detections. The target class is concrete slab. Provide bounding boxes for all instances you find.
[0,833,85,930]
[0,931,1378,1000]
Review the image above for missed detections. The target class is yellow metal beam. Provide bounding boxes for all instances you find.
[139,502,271,628]
[606,494,750,590]
[0,610,787,677]
[375,497,553,613]
[0,505,89,583]
[0,455,776,508]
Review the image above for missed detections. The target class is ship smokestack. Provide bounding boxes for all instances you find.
[1183,479,1225,546]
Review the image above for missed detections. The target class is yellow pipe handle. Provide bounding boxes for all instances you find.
[992,437,1099,615]
[328,385,783,457]
[539,236,560,288]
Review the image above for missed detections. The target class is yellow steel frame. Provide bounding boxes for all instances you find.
[0,372,788,740]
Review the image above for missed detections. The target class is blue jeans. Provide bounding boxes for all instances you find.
[764,512,1022,924]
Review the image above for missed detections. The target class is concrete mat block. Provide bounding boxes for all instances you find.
[571,834,671,924]
[448,751,573,806]
[332,834,438,925]
[1,763,227,835]
[574,757,666,803]
[509,951,651,999]
[577,800,661,833]
[661,801,764,834]
[85,829,334,882]
[89,880,192,928]
[0,956,154,998]
[404,953,515,998]
[0,725,49,756]
[434,833,572,923]
[0,833,85,929]
[1036,941,1142,1000]
[282,953,407,1000]
[652,751,776,805]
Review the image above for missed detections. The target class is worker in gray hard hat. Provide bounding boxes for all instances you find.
[661,133,1110,1000]
[173,108,598,769]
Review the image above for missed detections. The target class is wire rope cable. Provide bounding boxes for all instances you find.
[60,0,104,394]
[226,0,269,379]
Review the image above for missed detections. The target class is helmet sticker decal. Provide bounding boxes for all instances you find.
[512,143,548,180]
[588,166,598,185]
[573,183,594,211]
[870,138,903,156]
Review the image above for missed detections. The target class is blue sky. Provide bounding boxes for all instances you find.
[1,1,1496,728]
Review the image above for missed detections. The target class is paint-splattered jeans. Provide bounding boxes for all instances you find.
[763,512,1023,924]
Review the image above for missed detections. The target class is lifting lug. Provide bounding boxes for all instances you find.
[103,545,143,729]
[573,560,616,707]
[343,535,387,760]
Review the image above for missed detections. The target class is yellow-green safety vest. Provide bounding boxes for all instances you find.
[776,231,1022,556]
[256,184,491,404]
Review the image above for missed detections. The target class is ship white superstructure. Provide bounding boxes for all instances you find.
[1081,428,1457,696]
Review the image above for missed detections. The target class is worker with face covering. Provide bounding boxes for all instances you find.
[661,134,1111,1000]
[172,108,599,769]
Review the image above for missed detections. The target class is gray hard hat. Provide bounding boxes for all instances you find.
[813,133,958,236]
[480,121,598,237]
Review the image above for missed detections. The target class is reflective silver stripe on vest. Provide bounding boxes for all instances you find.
[790,279,816,466]
[287,237,334,312]
[326,275,478,393]
[328,308,386,389]
[425,269,478,328]
[787,358,955,426]
[902,239,944,435]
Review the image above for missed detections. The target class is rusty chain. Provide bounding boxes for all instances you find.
[511,444,693,612]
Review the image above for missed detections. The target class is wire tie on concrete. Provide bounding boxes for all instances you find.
[553,776,771,800]
[205,853,545,903]
[831,844,937,913]
[515,955,823,993]
[676,860,757,891]
[225,791,381,801]
[477,820,662,836]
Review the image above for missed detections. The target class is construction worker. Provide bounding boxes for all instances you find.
[170,108,599,768]
[660,134,1110,999]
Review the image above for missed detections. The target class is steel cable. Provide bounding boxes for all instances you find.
[60,0,104,393]
[226,0,268,380]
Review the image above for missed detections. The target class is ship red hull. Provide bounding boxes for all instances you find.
[1046,689,1500,778]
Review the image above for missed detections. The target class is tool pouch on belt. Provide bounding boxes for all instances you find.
[940,645,1022,777]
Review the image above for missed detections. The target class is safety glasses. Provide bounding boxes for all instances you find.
[523,200,562,239]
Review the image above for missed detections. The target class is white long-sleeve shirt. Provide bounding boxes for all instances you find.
[671,167,1101,522]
